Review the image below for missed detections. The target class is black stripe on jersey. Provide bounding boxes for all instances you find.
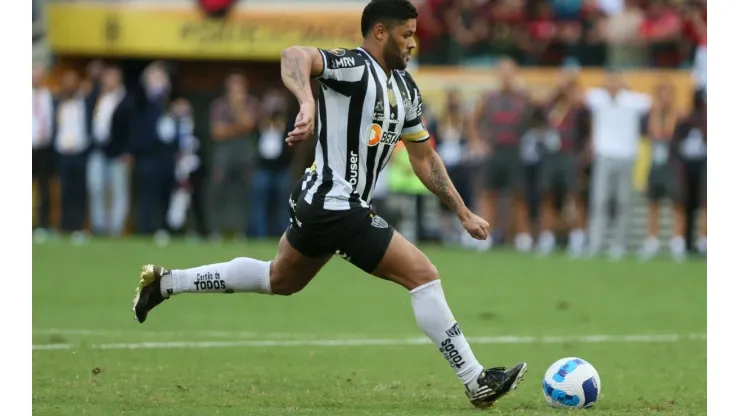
[344,63,369,192]
[361,62,385,202]
[314,85,333,207]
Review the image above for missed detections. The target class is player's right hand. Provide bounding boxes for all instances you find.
[460,212,489,240]
[287,101,316,147]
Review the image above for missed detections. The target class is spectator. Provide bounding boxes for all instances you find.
[537,70,589,256]
[249,92,292,238]
[180,99,210,242]
[443,0,489,64]
[432,89,473,247]
[576,2,609,66]
[167,99,201,235]
[32,62,54,242]
[415,0,448,65]
[130,62,178,236]
[87,65,132,237]
[676,89,706,255]
[518,105,549,244]
[585,71,651,259]
[549,0,583,21]
[487,0,528,64]
[209,72,261,240]
[640,0,682,68]
[469,58,533,251]
[683,1,706,91]
[80,60,104,97]
[604,0,646,68]
[53,70,90,245]
[639,80,684,261]
[522,0,559,65]
[595,0,624,16]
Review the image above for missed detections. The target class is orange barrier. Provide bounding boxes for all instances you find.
[411,67,694,113]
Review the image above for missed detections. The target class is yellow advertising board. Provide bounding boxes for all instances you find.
[46,3,362,60]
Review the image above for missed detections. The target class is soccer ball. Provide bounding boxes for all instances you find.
[542,357,601,408]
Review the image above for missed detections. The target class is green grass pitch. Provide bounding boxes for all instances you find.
[32,239,706,415]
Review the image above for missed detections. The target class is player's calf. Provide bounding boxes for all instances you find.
[372,231,527,407]
[131,234,331,322]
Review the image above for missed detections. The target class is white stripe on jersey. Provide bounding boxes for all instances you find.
[307,47,428,211]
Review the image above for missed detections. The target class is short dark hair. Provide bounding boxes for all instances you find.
[361,0,418,37]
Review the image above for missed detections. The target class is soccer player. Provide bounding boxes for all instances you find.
[132,0,526,408]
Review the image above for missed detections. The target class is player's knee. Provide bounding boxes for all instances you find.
[270,280,303,296]
[411,262,440,287]
[269,264,308,296]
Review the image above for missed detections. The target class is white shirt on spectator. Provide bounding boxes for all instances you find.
[55,97,89,155]
[597,0,624,16]
[32,87,53,149]
[586,88,651,160]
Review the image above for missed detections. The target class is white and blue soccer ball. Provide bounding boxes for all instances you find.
[542,357,601,408]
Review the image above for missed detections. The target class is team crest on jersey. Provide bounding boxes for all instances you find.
[387,88,397,108]
[327,48,346,57]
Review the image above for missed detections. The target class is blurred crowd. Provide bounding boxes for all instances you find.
[32,60,298,246]
[32,55,706,259]
[384,60,707,261]
[415,0,707,68]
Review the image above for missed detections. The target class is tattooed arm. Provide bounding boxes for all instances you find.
[406,141,466,217]
[280,46,323,105]
[405,141,489,239]
[280,46,324,144]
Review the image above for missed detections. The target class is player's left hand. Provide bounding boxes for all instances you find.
[460,212,489,240]
[287,101,316,147]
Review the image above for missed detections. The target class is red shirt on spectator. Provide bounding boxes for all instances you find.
[639,8,681,40]
[528,19,557,40]
[682,9,707,45]
[415,0,449,51]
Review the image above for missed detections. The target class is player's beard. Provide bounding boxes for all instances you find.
[383,39,407,70]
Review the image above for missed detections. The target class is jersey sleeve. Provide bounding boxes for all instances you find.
[399,73,430,143]
[315,48,366,83]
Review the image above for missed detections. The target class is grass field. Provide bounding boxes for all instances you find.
[32,239,706,415]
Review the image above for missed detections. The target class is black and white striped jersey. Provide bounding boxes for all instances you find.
[303,47,429,211]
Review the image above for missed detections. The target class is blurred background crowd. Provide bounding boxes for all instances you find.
[31,0,706,261]
[416,0,707,69]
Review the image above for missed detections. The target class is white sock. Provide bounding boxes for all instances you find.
[538,231,556,253]
[514,233,533,252]
[160,258,272,297]
[643,236,660,252]
[696,236,707,254]
[569,228,585,247]
[670,236,686,255]
[410,280,484,386]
